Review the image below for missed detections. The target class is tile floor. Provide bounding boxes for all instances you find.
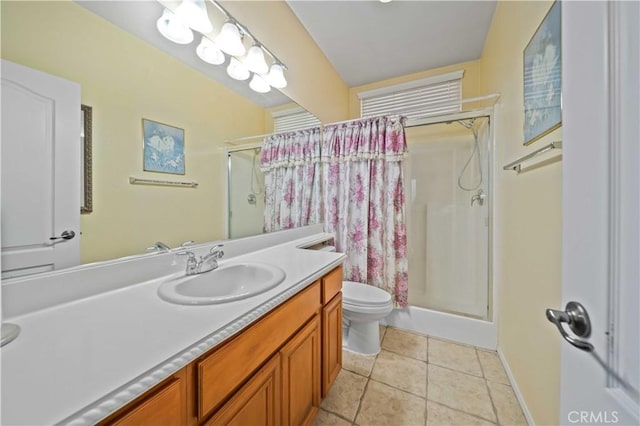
[315,326,528,426]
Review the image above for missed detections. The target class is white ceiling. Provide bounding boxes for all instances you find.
[76,0,496,108]
[287,0,497,87]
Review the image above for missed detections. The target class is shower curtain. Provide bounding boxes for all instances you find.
[322,116,409,307]
[260,128,323,232]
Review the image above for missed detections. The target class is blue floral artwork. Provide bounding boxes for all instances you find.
[523,1,561,145]
[143,119,185,175]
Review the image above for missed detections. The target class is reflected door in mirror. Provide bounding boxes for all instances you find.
[1,60,81,278]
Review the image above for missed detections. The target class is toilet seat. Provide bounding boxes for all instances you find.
[343,281,392,307]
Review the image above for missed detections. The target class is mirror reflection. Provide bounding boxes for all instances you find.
[1,1,302,274]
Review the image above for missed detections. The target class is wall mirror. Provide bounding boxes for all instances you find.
[81,104,93,214]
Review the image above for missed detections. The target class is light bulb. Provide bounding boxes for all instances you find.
[196,37,225,65]
[174,0,213,34]
[215,22,246,57]
[249,73,271,93]
[267,64,287,89]
[227,57,250,81]
[156,8,194,45]
[245,45,269,74]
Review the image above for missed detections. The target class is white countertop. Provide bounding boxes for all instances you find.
[1,229,344,425]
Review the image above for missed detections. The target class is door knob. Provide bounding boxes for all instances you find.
[49,230,76,242]
[546,301,593,352]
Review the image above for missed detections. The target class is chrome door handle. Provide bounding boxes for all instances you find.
[49,230,76,242]
[547,301,640,398]
[546,301,594,352]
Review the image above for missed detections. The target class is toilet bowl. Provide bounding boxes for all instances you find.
[342,281,393,355]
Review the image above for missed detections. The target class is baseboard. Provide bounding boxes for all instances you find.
[497,348,535,426]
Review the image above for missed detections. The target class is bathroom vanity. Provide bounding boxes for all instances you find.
[100,266,342,426]
[1,226,344,425]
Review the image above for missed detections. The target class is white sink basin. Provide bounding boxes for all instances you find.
[158,262,286,305]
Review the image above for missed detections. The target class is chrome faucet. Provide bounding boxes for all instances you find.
[147,241,172,252]
[177,244,225,276]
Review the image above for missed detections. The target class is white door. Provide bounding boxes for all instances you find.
[1,60,81,278]
[558,2,639,425]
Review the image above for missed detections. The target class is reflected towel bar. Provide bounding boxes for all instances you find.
[129,177,198,188]
[503,141,562,173]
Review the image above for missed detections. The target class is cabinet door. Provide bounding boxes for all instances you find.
[205,355,281,426]
[322,292,342,397]
[281,315,321,426]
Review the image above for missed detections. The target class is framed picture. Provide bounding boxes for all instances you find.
[81,105,93,213]
[142,118,185,175]
[523,1,561,145]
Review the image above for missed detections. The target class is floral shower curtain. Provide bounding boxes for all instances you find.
[321,116,409,307]
[260,128,323,232]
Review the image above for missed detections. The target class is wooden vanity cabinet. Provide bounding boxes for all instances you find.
[99,266,343,426]
[321,266,343,397]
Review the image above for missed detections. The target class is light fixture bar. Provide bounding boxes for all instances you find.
[205,0,287,70]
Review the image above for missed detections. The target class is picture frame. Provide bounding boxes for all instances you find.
[142,118,185,175]
[523,0,561,145]
[81,105,93,214]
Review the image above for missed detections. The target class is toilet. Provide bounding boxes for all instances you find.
[342,281,393,355]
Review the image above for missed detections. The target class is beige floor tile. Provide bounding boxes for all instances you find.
[314,409,352,426]
[343,349,376,377]
[487,382,527,425]
[371,350,427,397]
[321,369,368,421]
[379,324,387,342]
[382,327,428,361]
[426,401,495,426]
[428,338,482,377]
[477,350,510,384]
[355,380,426,426]
[427,364,496,422]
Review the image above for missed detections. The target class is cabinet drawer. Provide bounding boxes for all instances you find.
[197,281,321,419]
[105,375,184,426]
[321,266,342,304]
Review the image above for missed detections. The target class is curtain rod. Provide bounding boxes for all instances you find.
[224,93,501,145]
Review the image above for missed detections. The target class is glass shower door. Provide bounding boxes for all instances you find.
[405,117,490,320]
[227,148,265,239]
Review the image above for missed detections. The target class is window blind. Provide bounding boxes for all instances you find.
[272,107,321,133]
[359,70,463,124]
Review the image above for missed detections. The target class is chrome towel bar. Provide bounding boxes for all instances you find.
[129,176,198,188]
[503,141,562,173]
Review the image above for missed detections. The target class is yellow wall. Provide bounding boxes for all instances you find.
[480,1,562,424]
[1,1,266,263]
[222,1,350,123]
[348,60,482,119]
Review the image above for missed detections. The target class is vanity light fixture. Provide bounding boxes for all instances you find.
[155,0,288,93]
[227,57,250,81]
[196,36,225,65]
[156,8,194,44]
[174,0,213,34]
[215,21,246,57]
[245,44,269,74]
[267,63,287,89]
[249,73,271,93]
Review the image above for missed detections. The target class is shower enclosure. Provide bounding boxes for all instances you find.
[386,111,495,348]
[227,147,265,239]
